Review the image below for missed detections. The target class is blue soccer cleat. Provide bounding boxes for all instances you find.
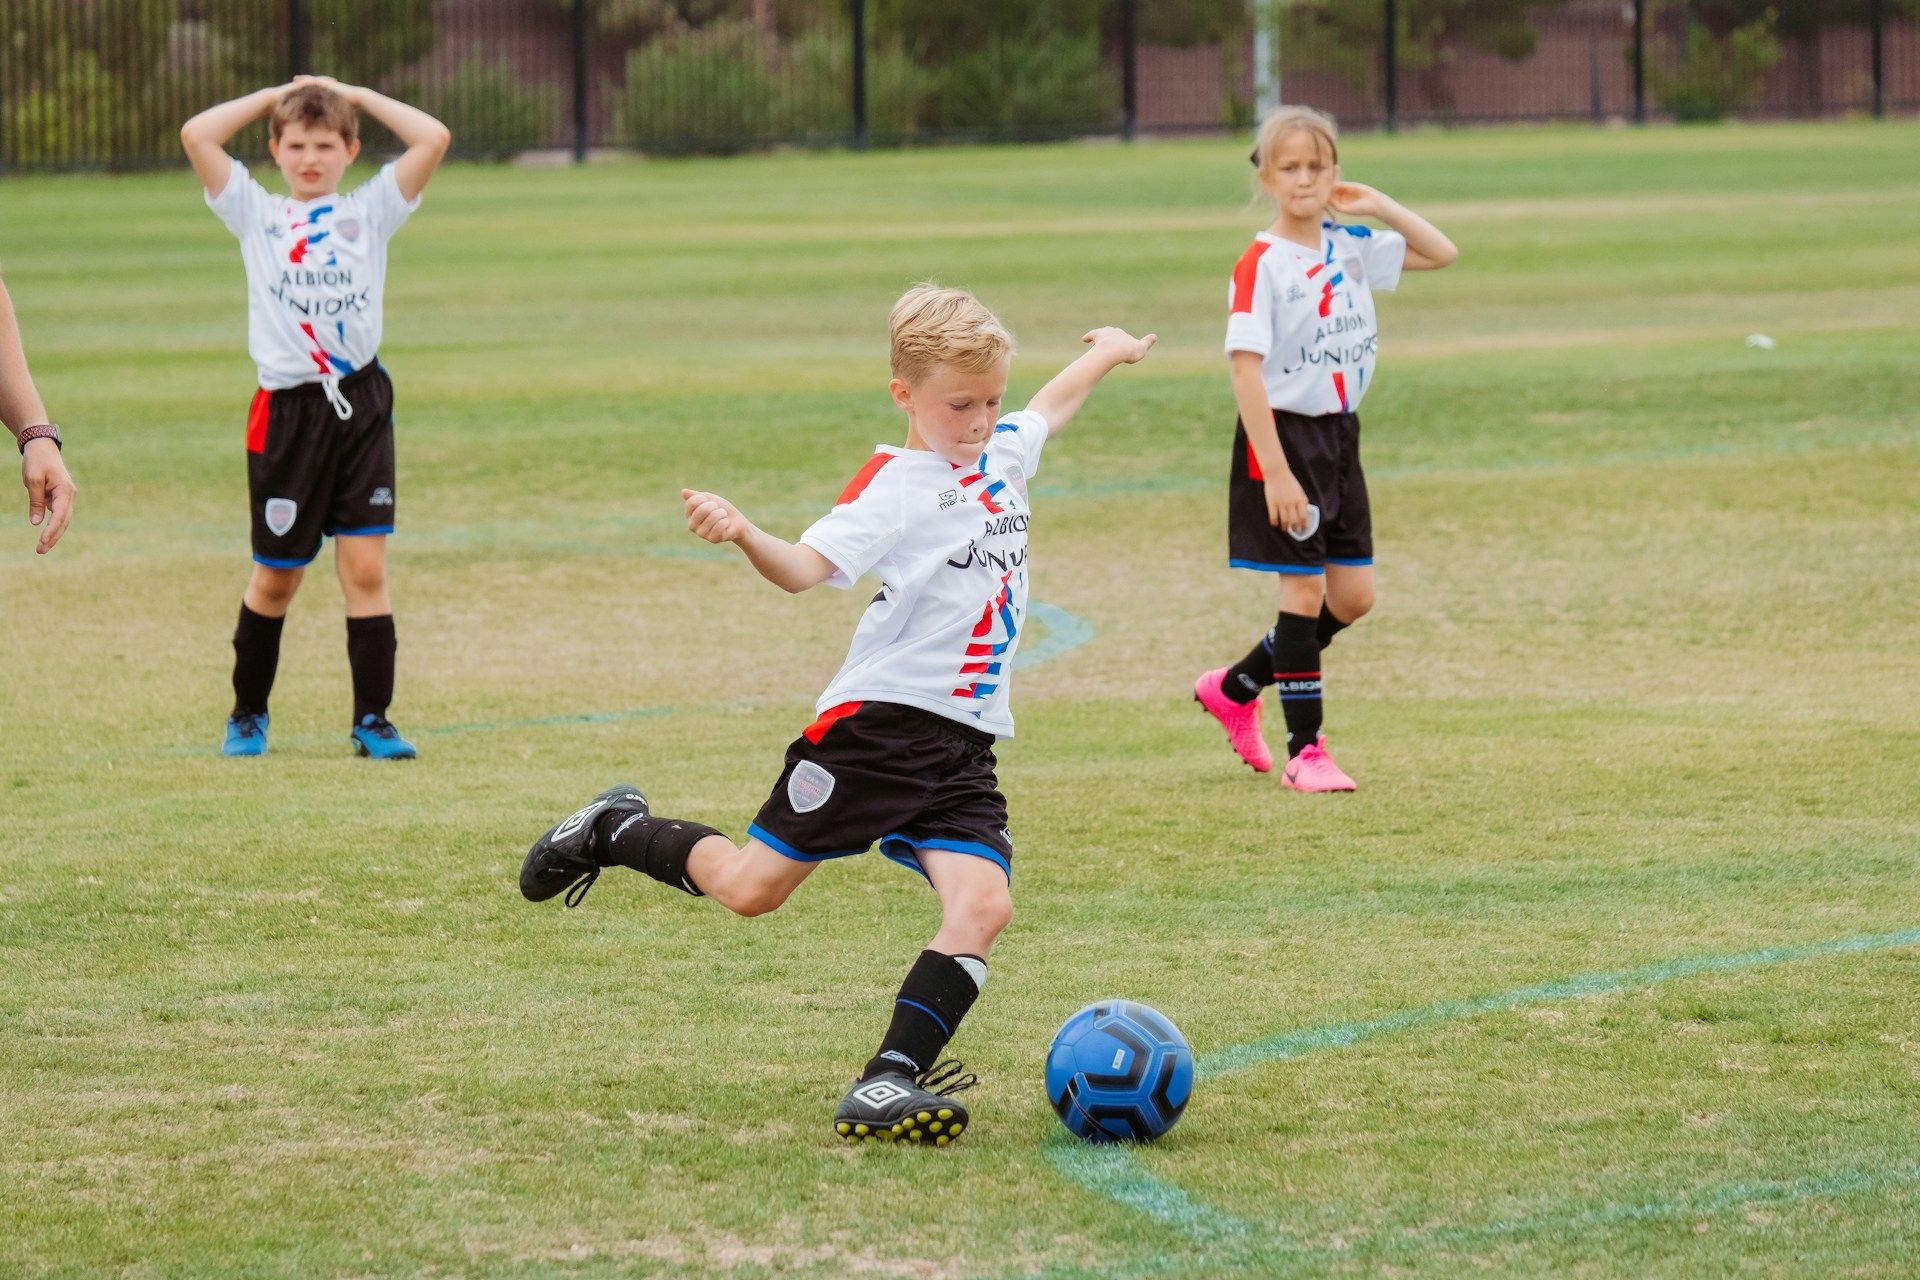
[222,712,269,757]
[351,714,418,760]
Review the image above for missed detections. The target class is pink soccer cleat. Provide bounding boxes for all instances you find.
[1281,738,1356,793]
[1193,668,1273,773]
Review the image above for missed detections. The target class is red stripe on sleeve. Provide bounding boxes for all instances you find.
[245,389,271,454]
[1229,240,1272,315]
[835,453,894,506]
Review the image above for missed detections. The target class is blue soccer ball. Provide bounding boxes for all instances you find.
[1046,1000,1193,1143]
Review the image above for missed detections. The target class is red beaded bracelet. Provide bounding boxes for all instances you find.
[16,423,61,454]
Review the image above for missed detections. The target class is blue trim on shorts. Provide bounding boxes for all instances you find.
[253,552,317,569]
[746,822,865,863]
[329,524,395,538]
[1326,556,1373,567]
[1229,558,1324,576]
[879,833,1012,882]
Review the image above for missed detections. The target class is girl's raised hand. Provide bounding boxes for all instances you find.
[1328,181,1388,218]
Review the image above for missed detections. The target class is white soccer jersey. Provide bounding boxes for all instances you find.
[799,410,1050,739]
[1224,221,1406,416]
[206,156,421,393]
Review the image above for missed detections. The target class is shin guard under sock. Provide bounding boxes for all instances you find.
[593,810,718,896]
[231,604,285,718]
[1270,610,1323,758]
[345,614,396,723]
[1316,603,1350,650]
[862,950,986,1080]
[1222,630,1277,704]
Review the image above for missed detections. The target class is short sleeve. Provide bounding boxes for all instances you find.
[799,455,903,589]
[1354,226,1407,293]
[204,156,268,238]
[988,408,1049,481]
[1225,240,1278,357]
[356,163,423,238]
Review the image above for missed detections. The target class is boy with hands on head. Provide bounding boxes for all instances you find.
[522,285,1154,1144]
[181,75,450,760]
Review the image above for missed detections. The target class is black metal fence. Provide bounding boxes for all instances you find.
[3,1,1913,170]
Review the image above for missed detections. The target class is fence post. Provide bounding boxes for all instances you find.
[572,0,589,162]
[1870,0,1885,118]
[288,0,306,79]
[1120,0,1138,140]
[1382,0,1398,132]
[1632,0,1646,122]
[850,0,869,148]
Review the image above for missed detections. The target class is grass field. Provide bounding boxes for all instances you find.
[4,120,1919,1278]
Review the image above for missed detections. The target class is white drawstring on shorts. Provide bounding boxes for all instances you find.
[321,373,354,421]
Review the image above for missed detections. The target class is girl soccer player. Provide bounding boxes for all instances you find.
[1193,106,1456,791]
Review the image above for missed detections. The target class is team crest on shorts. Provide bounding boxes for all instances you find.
[788,760,836,814]
[264,498,298,536]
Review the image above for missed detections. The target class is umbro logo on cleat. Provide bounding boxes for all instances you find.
[551,800,608,843]
[850,1079,913,1108]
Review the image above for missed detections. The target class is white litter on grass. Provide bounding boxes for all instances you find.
[1747,333,1777,349]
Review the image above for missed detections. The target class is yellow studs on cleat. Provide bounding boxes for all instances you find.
[948,1123,963,1136]
[916,1111,932,1124]
[836,1122,851,1135]
[854,1124,869,1136]
[929,1121,943,1133]
[937,1109,953,1121]
[936,1135,950,1146]
[909,1129,922,1141]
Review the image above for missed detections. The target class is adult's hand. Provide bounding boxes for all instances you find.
[22,437,74,554]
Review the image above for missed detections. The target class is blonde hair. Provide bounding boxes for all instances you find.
[1249,104,1339,196]
[271,83,358,144]
[888,283,1014,385]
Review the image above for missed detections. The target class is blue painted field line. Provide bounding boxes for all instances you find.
[1199,924,1920,1079]
[1033,925,1920,1279]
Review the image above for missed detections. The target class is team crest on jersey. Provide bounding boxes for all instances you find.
[264,498,298,536]
[334,216,361,242]
[1000,463,1027,499]
[788,761,836,813]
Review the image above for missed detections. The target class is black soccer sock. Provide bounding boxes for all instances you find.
[861,950,986,1081]
[1221,629,1277,704]
[345,614,397,723]
[1270,610,1324,759]
[231,604,286,718]
[1316,603,1351,650]
[592,810,718,897]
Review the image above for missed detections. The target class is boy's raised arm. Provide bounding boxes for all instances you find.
[683,489,838,594]
[1025,327,1157,437]
[306,78,451,202]
[180,84,290,196]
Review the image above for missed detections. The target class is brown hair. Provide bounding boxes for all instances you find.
[1249,104,1339,194]
[270,84,357,144]
[888,283,1014,385]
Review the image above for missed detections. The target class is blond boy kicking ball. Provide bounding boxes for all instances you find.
[520,286,1154,1144]
[182,76,450,760]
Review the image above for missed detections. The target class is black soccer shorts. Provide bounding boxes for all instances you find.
[748,700,1015,882]
[1227,410,1373,574]
[246,362,397,568]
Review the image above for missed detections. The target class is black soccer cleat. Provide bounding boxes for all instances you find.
[832,1060,976,1146]
[519,783,648,907]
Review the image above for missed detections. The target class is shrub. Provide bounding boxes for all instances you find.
[1649,15,1782,122]
[921,30,1117,139]
[615,21,770,154]
[427,53,558,160]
